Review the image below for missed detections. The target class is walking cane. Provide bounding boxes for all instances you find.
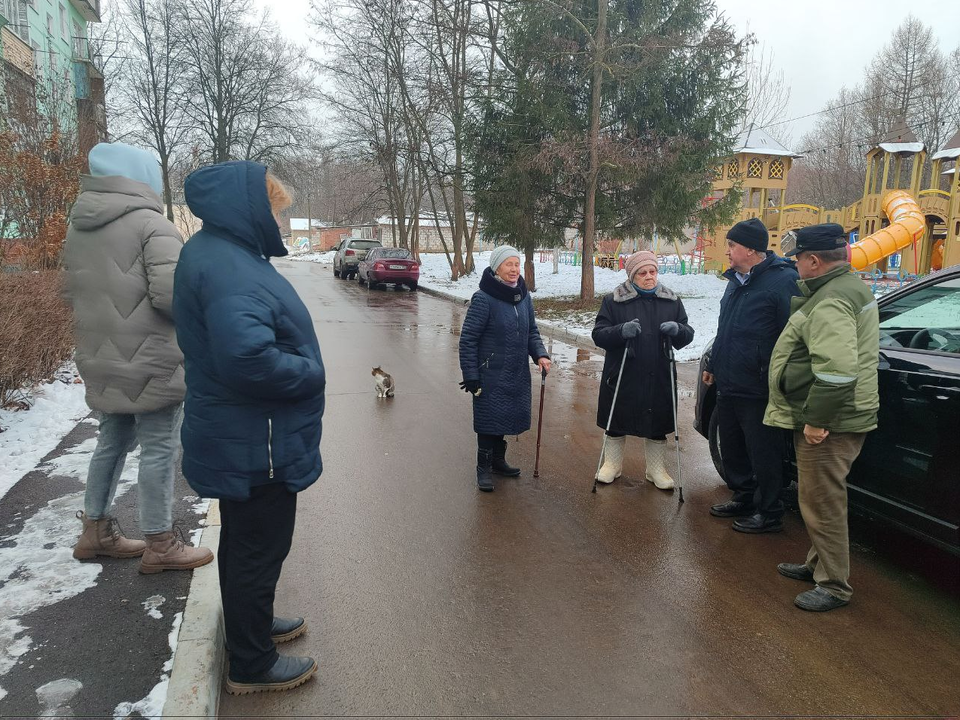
[533,367,547,478]
[592,344,630,493]
[668,345,684,504]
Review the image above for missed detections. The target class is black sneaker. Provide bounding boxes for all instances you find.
[794,586,849,612]
[732,514,783,534]
[271,617,306,643]
[709,500,754,518]
[226,655,318,695]
[777,562,815,582]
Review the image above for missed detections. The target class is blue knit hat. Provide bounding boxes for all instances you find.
[88,142,163,197]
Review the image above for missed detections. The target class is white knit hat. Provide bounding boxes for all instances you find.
[489,245,522,272]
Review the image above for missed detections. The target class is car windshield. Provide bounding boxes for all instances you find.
[878,277,960,353]
[377,249,412,259]
[349,240,381,250]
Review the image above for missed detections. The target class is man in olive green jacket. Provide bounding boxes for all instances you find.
[764,223,879,612]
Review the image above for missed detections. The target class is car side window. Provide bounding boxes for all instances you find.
[878,276,960,354]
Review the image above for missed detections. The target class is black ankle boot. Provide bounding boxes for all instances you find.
[492,439,521,477]
[477,448,494,492]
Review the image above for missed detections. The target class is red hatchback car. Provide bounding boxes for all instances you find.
[357,247,420,291]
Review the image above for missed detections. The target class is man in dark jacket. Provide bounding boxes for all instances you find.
[173,162,325,694]
[703,218,799,533]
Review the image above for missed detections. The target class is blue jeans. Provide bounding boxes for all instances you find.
[84,404,183,535]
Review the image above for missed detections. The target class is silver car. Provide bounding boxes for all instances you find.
[333,238,382,280]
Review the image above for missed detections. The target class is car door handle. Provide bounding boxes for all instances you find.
[919,385,960,401]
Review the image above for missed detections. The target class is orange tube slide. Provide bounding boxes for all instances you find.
[849,190,925,271]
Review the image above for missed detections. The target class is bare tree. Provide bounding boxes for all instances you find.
[743,41,792,144]
[181,0,317,163]
[115,0,189,220]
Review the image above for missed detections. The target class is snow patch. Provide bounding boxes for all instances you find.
[142,595,165,620]
[411,251,726,361]
[113,610,182,720]
[36,677,83,717]
[0,363,89,502]
[0,437,140,688]
[288,251,335,264]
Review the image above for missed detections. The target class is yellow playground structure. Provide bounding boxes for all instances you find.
[703,121,960,274]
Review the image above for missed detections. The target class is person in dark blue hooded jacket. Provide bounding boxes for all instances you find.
[702,218,799,534]
[458,246,550,492]
[173,162,324,694]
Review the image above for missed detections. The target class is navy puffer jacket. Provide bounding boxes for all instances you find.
[459,268,548,436]
[173,161,325,501]
[707,252,799,400]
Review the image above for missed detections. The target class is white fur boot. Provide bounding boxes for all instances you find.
[644,439,675,490]
[596,435,625,484]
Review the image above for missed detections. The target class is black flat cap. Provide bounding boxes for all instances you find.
[785,223,848,257]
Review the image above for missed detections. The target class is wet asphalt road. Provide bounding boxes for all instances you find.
[220,259,960,717]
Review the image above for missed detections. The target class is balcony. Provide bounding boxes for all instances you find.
[72,35,103,78]
[1,24,35,79]
[68,0,101,23]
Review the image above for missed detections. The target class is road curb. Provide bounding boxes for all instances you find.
[418,284,605,356]
[163,503,223,719]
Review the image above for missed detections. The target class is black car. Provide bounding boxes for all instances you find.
[695,266,960,554]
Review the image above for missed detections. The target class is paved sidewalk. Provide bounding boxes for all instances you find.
[0,414,209,717]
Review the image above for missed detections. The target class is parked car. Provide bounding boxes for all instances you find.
[694,266,960,555]
[333,238,382,279]
[357,247,420,291]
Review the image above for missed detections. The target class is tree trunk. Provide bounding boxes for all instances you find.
[160,155,174,223]
[525,245,536,292]
[580,0,607,301]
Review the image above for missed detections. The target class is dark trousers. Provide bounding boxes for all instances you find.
[219,483,298,679]
[717,394,785,518]
[477,433,504,451]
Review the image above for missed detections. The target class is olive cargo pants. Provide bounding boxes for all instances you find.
[794,430,867,602]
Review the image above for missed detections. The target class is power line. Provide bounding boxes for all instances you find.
[796,113,960,156]
[758,69,960,133]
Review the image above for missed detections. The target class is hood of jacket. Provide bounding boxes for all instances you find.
[184,161,287,259]
[722,251,796,284]
[88,141,163,196]
[70,175,164,231]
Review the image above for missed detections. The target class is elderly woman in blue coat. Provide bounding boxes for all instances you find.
[173,162,324,695]
[458,246,551,491]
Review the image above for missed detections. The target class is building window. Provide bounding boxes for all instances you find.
[727,159,740,179]
[59,3,67,36]
[46,12,53,36]
[769,158,785,180]
[747,157,764,179]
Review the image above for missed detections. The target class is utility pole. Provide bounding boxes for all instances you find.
[307,190,312,250]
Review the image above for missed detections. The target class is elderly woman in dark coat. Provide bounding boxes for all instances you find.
[592,251,693,490]
[458,246,551,492]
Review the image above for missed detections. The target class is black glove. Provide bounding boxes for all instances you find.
[459,379,481,395]
[620,320,642,339]
[659,321,680,337]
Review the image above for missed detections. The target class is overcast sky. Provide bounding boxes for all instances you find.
[257,0,960,149]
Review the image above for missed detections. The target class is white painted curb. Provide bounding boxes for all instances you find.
[163,503,223,719]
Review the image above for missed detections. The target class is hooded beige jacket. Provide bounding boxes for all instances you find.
[63,175,185,413]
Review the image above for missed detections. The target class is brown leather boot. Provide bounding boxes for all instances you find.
[73,511,147,560]
[139,530,214,574]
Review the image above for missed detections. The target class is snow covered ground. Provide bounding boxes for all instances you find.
[290,249,725,361]
[420,251,724,362]
[288,250,335,264]
[0,365,89,502]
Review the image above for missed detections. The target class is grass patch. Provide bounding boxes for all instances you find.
[533,295,604,321]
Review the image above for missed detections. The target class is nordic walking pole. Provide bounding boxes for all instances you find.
[592,344,630,493]
[668,345,684,504]
[533,367,547,478]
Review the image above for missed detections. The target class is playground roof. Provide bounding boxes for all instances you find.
[932,129,960,160]
[878,119,924,154]
[734,123,801,158]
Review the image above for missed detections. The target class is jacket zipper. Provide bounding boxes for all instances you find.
[268,418,275,479]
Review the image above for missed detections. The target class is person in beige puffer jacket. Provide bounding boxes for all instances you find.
[63,142,211,573]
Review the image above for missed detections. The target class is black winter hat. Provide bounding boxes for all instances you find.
[726,218,769,252]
